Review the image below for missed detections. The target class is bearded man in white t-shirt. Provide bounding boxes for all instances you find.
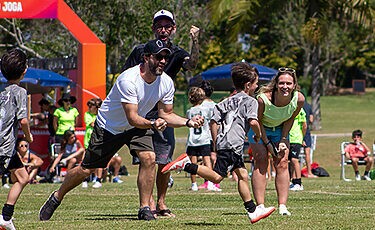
[39,39,204,222]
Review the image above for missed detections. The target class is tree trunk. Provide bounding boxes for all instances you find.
[311,44,321,130]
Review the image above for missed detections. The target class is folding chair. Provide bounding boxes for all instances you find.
[299,134,317,169]
[50,143,65,182]
[340,141,374,181]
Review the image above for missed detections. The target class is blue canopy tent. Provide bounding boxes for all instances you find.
[0,67,72,94]
[189,63,277,91]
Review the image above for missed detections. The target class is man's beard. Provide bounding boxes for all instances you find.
[148,60,163,76]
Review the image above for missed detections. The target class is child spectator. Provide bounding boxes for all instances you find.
[344,130,373,181]
[162,62,275,223]
[0,48,33,229]
[288,109,307,191]
[186,87,219,191]
[16,138,43,184]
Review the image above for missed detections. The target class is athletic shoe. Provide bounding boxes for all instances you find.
[138,206,156,221]
[112,177,123,183]
[92,181,102,188]
[2,184,10,189]
[289,184,304,191]
[39,191,61,221]
[161,153,191,174]
[247,204,275,224]
[198,181,208,190]
[215,183,221,189]
[60,159,67,167]
[0,215,15,230]
[363,175,371,181]
[82,181,88,188]
[279,204,291,216]
[355,174,361,181]
[167,176,174,188]
[207,182,222,192]
[191,183,198,191]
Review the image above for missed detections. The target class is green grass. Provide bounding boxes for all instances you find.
[4,91,375,229]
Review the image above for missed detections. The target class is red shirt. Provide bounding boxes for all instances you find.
[345,143,368,158]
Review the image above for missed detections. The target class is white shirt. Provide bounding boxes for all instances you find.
[96,65,174,134]
[186,104,212,147]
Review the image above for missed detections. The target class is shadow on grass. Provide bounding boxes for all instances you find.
[184,222,223,226]
[84,214,138,221]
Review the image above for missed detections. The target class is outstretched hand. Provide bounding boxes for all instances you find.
[154,118,168,132]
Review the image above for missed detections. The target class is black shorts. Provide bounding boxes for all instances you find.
[289,143,302,160]
[0,154,24,175]
[303,132,312,148]
[82,123,154,169]
[187,145,211,157]
[213,149,245,178]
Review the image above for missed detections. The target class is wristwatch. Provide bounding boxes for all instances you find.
[150,119,156,129]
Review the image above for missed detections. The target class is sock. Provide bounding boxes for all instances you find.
[294,178,302,185]
[364,171,369,176]
[184,163,198,175]
[2,204,14,221]
[244,200,256,213]
[96,178,102,183]
[355,171,359,176]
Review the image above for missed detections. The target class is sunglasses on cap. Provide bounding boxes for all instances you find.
[278,67,296,74]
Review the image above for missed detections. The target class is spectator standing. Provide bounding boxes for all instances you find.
[0,48,33,230]
[31,98,50,128]
[302,100,316,177]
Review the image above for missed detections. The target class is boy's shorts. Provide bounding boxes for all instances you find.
[213,149,245,178]
[289,143,302,160]
[82,123,154,169]
[0,154,24,175]
[187,144,211,157]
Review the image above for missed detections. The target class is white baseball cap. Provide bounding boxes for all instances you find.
[153,9,175,25]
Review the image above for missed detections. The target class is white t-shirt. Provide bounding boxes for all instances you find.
[96,65,175,134]
[186,104,212,147]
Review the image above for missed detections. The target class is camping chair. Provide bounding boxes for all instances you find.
[340,142,374,181]
[299,134,317,169]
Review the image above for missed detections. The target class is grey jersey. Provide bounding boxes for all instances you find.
[211,91,258,155]
[0,83,28,158]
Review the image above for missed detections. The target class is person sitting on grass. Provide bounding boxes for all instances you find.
[16,138,43,184]
[162,62,275,224]
[344,129,373,181]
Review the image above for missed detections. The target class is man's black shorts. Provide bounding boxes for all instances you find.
[214,149,245,178]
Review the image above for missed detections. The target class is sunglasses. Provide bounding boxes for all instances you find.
[278,67,296,74]
[155,24,173,31]
[18,144,28,148]
[153,53,170,61]
[63,99,70,102]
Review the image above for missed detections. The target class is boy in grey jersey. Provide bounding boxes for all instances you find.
[162,62,275,224]
[0,49,33,230]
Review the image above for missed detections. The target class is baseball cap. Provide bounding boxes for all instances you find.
[153,9,175,25]
[144,39,171,55]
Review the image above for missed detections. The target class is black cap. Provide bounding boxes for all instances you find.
[144,39,171,55]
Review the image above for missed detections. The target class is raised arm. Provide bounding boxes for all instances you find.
[182,25,200,70]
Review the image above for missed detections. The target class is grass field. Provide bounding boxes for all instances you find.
[3,91,375,229]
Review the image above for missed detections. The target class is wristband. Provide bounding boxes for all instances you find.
[186,119,191,128]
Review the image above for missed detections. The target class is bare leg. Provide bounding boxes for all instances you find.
[234,168,252,202]
[7,167,29,205]
[365,156,374,172]
[274,148,290,206]
[55,166,93,201]
[156,166,170,211]
[304,147,315,177]
[137,151,156,208]
[190,156,197,184]
[251,143,268,205]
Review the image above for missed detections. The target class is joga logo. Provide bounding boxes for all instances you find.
[156,40,163,48]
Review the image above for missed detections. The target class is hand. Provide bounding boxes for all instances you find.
[25,134,33,143]
[154,118,168,132]
[189,115,204,128]
[190,25,200,42]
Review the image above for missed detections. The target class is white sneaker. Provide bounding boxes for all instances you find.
[82,181,88,188]
[112,177,123,183]
[2,184,10,189]
[279,204,291,216]
[161,153,191,174]
[92,181,102,188]
[355,174,361,181]
[191,183,198,191]
[207,182,222,192]
[0,215,15,230]
[289,184,304,191]
[363,175,371,181]
[247,204,275,224]
[60,159,67,167]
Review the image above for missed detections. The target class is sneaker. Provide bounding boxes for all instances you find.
[92,181,102,188]
[138,206,156,221]
[82,181,88,188]
[355,174,361,181]
[247,204,275,224]
[198,181,208,190]
[39,191,61,221]
[215,183,221,189]
[363,175,371,181]
[2,184,10,189]
[167,176,174,188]
[112,177,123,183]
[279,204,291,216]
[191,183,198,191]
[289,184,304,191]
[207,182,222,192]
[0,215,15,230]
[161,153,191,174]
[60,159,67,167]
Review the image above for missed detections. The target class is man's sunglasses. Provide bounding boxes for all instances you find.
[153,53,170,61]
[63,99,70,102]
[155,24,173,31]
[19,144,28,148]
[278,67,296,74]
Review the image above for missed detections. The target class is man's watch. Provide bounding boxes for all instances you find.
[150,119,156,129]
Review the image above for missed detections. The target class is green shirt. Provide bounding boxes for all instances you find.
[289,108,306,144]
[84,111,96,148]
[54,107,79,135]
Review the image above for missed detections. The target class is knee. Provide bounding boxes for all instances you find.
[139,151,156,167]
[276,158,289,170]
